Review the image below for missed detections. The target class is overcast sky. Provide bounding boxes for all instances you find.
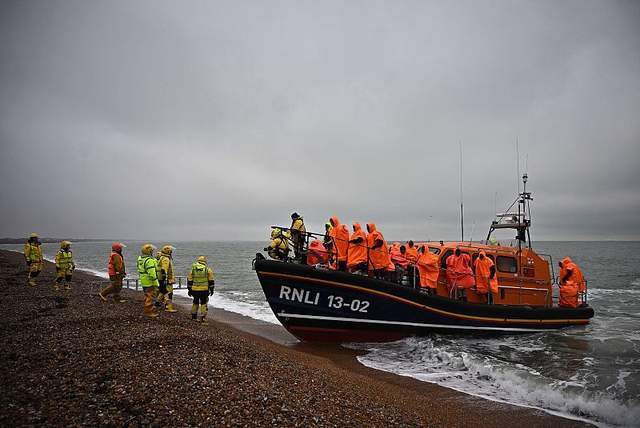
[1,0,638,241]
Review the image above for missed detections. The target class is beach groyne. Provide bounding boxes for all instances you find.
[0,250,588,427]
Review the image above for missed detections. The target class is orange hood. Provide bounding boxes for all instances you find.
[330,216,342,228]
[560,257,573,267]
[353,222,362,233]
[366,223,377,233]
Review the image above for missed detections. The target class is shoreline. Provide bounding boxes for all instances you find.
[0,249,589,426]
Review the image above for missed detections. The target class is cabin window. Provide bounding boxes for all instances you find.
[428,247,441,255]
[496,256,517,273]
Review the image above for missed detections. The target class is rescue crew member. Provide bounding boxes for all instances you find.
[558,257,585,308]
[405,241,419,264]
[187,256,215,323]
[265,228,289,260]
[446,248,475,298]
[290,212,306,262]
[366,223,393,280]
[329,216,349,271]
[473,250,497,303]
[323,222,333,249]
[23,233,43,287]
[137,243,160,318]
[405,240,419,286]
[54,241,75,291]
[100,242,126,302]
[306,240,329,266]
[347,223,368,274]
[416,245,439,293]
[158,245,178,313]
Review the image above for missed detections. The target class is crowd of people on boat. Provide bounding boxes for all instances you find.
[22,233,217,320]
[264,213,587,308]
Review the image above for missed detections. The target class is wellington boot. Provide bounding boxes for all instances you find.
[165,302,178,313]
[53,283,60,291]
[28,279,36,287]
[64,285,71,291]
[200,317,208,324]
[144,310,159,318]
[191,313,197,321]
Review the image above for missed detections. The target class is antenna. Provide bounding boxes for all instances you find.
[459,141,464,242]
[516,137,520,195]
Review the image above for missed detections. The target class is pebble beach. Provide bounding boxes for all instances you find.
[0,249,589,427]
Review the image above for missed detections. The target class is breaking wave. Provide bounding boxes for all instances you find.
[352,337,640,427]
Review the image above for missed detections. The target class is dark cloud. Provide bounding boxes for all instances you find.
[1,0,639,241]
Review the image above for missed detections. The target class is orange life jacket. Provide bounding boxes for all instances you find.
[366,223,391,270]
[307,240,329,265]
[416,250,439,289]
[405,245,418,264]
[329,216,350,262]
[347,223,367,269]
[474,251,497,294]
[561,257,586,293]
[390,245,410,269]
[108,251,124,277]
[447,252,475,289]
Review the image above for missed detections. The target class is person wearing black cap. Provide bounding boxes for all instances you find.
[290,212,306,262]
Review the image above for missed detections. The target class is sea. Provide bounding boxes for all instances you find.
[2,240,639,427]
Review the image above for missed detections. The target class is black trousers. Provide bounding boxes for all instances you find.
[192,290,209,305]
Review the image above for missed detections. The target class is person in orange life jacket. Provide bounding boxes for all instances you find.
[447,248,475,298]
[390,244,410,284]
[473,250,497,304]
[100,242,127,302]
[329,216,349,271]
[416,246,439,293]
[558,257,585,308]
[366,223,393,280]
[347,223,368,274]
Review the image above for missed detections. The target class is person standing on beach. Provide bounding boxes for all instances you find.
[54,241,75,291]
[290,212,306,263]
[100,242,127,302]
[187,256,215,323]
[23,233,43,287]
[158,245,178,313]
[137,244,160,318]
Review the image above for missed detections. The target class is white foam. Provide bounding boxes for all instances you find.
[631,279,640,287]
[172,289,279,324]
[353,337,640,428]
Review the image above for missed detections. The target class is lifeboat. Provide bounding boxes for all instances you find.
[253,174,594,342]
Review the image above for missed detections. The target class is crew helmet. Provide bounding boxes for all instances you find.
[161,245,174,256]
[29,232,39,239]
[141,243,155,256]
[60,240,72,249]
[112,242,125,252]
[197,255,207,264]
[271,228,282,239]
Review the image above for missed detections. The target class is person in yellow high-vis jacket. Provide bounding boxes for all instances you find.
[158,245,178,313]
[54,241,75,291]
[187,256,215,323]
[137,243,160,318]
[24,233,43,287]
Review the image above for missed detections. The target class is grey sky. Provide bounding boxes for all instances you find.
[1,0,639,241]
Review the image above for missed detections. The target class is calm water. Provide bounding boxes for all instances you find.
[3,240,639,427]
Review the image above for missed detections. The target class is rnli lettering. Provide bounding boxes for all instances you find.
[279,285,320,305]
[278,286,370,313]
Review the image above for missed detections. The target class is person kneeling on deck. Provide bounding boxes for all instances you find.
[187,256,215,323]
[137,244,160,318]
[265,228,290,261]
[558,257,585,308]
[473,250,497,303]
[416,246,439,294]
[54,241,75,291]
[157,245,178,313]
[290,212,306,263]
[24,233,43,287]
[347,223,368,274]
[100,242,127,302]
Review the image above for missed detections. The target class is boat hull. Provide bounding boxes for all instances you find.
[255,258,594,342]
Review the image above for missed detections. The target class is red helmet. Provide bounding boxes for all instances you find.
[112,242,125,252]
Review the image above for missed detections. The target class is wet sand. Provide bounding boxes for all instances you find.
[0,249,589,427]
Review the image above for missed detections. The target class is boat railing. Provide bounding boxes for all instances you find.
[122,276,189,291]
